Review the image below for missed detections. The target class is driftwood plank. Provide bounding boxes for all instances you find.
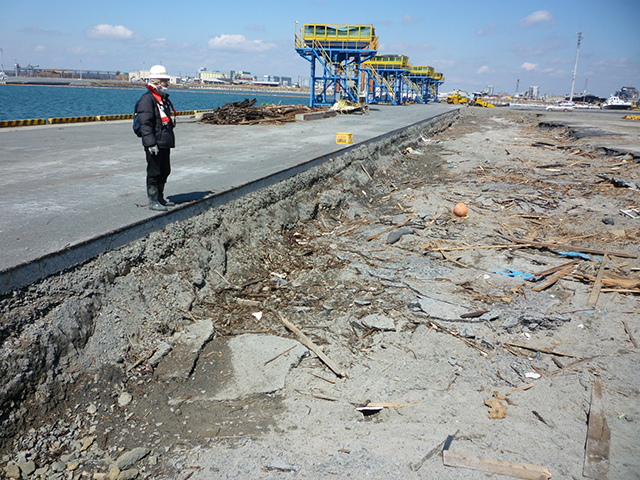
[588,254,608,306]
[276,312,345,378]
[583,381,611,480]
[443,450,552,479]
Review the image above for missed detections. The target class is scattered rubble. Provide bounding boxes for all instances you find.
[1,107,639,479]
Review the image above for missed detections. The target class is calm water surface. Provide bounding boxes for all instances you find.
[0,84,308,121]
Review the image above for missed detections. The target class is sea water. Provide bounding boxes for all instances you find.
[0,84,307,121]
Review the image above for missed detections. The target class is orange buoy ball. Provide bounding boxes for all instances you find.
[453,203,468,217]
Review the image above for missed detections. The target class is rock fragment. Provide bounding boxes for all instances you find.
[360,314,396,331]
[115,447,150,470]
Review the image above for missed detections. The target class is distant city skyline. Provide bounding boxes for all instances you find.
[1,0,638,97]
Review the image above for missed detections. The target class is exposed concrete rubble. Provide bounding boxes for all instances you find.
[1,108,639,479]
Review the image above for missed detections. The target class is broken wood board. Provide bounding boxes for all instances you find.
[276,312,345,378]
[583,381,611,480]
[530,259,580,281]
[588,254,608,306]
[443,450,552,479]
[531,265,575,292]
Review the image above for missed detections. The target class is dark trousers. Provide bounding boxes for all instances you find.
[145,147,171,186]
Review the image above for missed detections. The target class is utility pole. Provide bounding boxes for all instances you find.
[569,31,583,103]
[515,79,519,97]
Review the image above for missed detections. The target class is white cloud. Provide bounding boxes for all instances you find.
[402,15,425,25]
[433,59,454,69]
[521,62,538,71]
[34,45,46,53]
[86,24,133,41]
[511,43,563,56]
[69,46,89,55]
[476,23,497,36]
[208,34,276,53]
[519,10,555,28]
[477,65,490,74]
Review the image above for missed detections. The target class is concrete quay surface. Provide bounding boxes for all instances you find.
[0,103,456,292]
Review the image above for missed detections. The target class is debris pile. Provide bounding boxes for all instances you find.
[200,98,324,125]
[1,108,639,479]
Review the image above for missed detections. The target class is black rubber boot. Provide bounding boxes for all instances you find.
[158,183,175,207]
[147,184,168,211]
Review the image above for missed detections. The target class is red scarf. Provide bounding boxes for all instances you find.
[146,83,176,125]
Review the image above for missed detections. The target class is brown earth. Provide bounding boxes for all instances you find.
[1,107,639,480]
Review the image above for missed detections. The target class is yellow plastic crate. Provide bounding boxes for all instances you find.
[336,132,353,144]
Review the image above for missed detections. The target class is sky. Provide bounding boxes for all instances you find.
[1,0,638,97]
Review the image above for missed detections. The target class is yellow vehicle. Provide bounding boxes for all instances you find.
[474,97,495,108]
[447,93,468,104]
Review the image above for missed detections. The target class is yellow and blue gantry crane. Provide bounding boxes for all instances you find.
[295,22,445,107]
[294,23,378,106]
[360,56,445,105]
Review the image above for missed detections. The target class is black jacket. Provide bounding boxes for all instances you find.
[135,91,176,149]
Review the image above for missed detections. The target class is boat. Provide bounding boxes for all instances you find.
[601,95,633,110]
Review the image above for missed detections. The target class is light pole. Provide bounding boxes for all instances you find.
[0,48,4,75]
[80,60,82,80]
[569,32,583,103]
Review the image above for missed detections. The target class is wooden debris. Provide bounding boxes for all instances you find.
[529,260,580,281]
[358,400,421,409]
[510,238,637,259]
[410,431,459,471]
[276,311,345,378]
[200,98,325,125]
[425,243,525,252]
[433,242,469,269]
[506,383,535,395]
[366,214,413,241]
[485,399,507,419]
[426,319,489,356]
[583,381,610,480]
[443,450,552,480]
[622,320,638,349]
[531,264,575,292]
[588,254,608,306]
[263,345,296,366]
[294,390,340,402]
[503,342,578,357]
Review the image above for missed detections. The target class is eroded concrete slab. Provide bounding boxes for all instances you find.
[156,320,215,380]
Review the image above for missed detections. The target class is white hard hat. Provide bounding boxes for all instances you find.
[149,65,170,79]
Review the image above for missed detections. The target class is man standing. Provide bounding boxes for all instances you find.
[135,65,177,211]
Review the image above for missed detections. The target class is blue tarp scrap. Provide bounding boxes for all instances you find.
[491,266,534,280]
[557,251,603,262]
